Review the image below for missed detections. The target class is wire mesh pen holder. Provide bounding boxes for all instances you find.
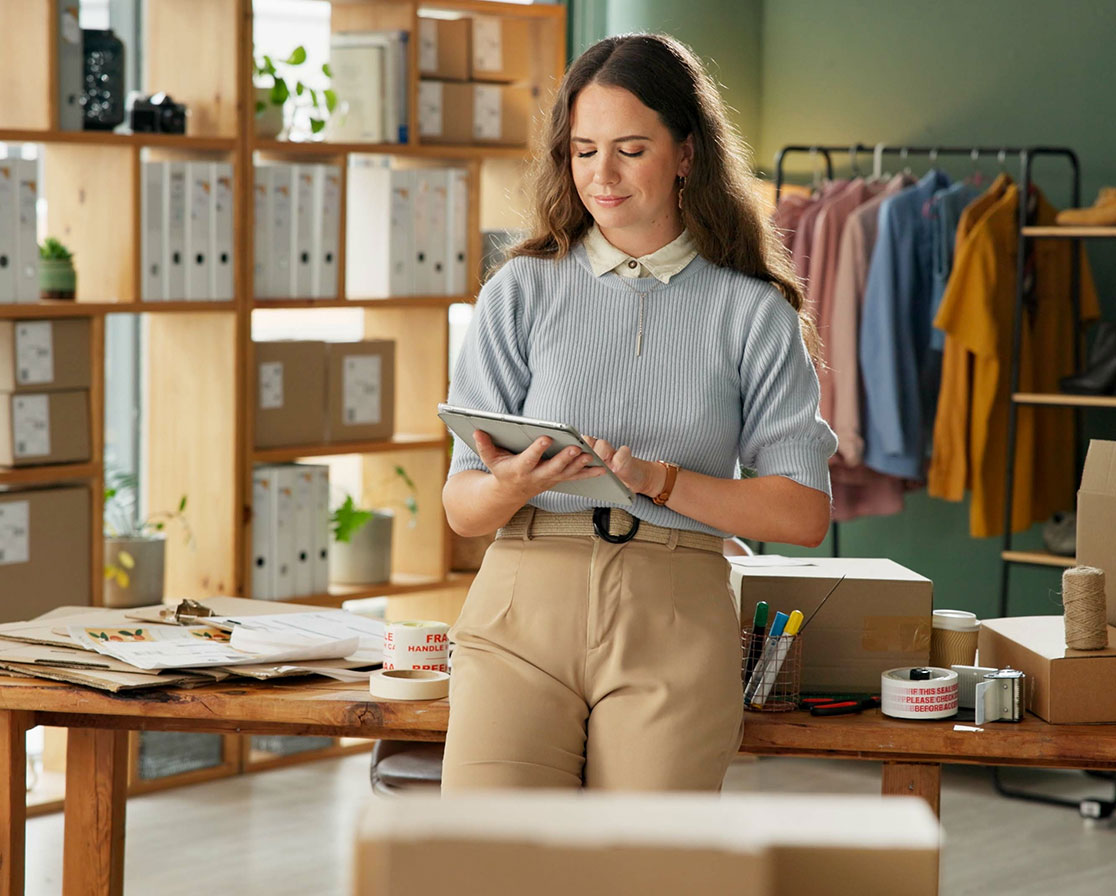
[741,628,802,712]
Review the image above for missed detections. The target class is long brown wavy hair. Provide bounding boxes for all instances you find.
[507,33,816,356]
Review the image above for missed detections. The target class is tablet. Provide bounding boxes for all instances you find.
[437,403,635,506]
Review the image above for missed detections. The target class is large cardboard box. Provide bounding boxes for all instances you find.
[417,17,471,81]
[1077,440,1116,624]
[354,792,940,896]
[0,319,91,392]
[470,15,532,83]
[0,390,91,467]
[979,615,1116,724]
[729,557,933,694]
[326,341,395,443]
[253,341,329,449]
[0,486,91,623]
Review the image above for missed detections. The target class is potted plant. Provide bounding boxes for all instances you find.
[39,237,76,299]
[103,470,193,608]
[253,45,336,140]
[328,465,417,585]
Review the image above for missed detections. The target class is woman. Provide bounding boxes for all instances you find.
[441,33,836,791]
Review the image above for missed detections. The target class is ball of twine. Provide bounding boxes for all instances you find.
[1063,566,1108,650]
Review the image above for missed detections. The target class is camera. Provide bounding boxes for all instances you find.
[129,92,188,135]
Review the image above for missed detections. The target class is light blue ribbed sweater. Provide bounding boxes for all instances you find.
[447,243,837,536]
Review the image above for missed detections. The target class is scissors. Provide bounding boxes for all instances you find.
[800,696,881,717]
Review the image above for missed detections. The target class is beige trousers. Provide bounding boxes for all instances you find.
[441,513,744,792]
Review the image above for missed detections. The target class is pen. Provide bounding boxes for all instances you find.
[743,611,788,704]
[748,609,803,709]
[744,600,768,681]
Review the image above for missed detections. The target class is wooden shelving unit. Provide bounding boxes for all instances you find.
[4,0,565,798]
[1000,550,1078,569]
[1013,392,1116,409]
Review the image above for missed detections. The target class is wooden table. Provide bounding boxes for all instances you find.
[5,675,1116,896]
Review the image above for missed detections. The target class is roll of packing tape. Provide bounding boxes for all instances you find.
[369,668,450,701]
[383,620,450,673]
[880,667,959,719]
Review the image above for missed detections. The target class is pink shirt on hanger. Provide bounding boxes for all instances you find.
[790,180,852,286]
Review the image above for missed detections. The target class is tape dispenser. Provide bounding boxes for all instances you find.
[952,665,1025,723]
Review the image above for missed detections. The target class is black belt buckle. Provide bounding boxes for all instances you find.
[593,507,640,543]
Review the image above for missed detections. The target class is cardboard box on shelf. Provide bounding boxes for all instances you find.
[354,792,940,896]
[417,17,471,81]
[472,83,532,146]
[978,615,1116,724]
[1076,440,1116,624]
[418,80,475,144]
[252,341,329,449]
[0,319,92,392]
[0,486,91,623]
[470,15,532,83]
[729,557,933,694]
[0,389,90,467]
[326,340,395,444]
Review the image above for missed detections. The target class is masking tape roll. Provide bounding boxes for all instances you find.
[880,667,959,719]
[369,668,450,701]
[383,620,450,672]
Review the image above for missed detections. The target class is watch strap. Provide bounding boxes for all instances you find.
[652,461,679,506]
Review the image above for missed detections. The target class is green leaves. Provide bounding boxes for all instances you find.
[284,46,307,66]
[331,495,373,544]
[39,236,73,260]
[252,44,336,137]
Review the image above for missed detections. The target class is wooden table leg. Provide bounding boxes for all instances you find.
[63,728,128,896]
[882,761,941,816]
[0,710,32,896]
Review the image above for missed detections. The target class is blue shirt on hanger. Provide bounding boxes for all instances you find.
[929,181,982,350]
[859,168,952,480]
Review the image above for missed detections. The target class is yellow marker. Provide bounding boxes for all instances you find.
[783,609,804,637]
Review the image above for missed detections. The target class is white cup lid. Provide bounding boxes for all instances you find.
[932,609,981,632]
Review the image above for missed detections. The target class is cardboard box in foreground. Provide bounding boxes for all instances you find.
[730,557,932,694]
[1076,439,1116,625]
[354,792,940,896]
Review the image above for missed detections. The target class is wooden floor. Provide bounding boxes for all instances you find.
[24,754,1116,895]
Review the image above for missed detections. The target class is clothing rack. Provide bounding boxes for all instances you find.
[771,144,1084,609]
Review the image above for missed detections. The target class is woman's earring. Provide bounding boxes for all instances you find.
[677,175,686,210]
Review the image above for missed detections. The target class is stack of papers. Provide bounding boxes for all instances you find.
[0,597,385,692]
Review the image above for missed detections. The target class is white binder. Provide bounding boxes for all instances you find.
[252,166,270,298]
[57,4,84,131]
[414,168,449,296]
[140,161,164,301]
[251,466,275,600]
[312,164,341,299]
[446,168,469,296]
[0,159,16,303]
[310,464,331,594]
[163,161,188,300]
[210,162,234,301]
[290,464,315,597]
[266,165,293,300]
[327,35,386,143]
[184,162,212,300]
[292,165,315,299]
[345,159,413,297]
[272,464,297,599]
[14,159,39,303]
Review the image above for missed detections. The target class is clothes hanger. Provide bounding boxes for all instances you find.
[966,148,986,187]
[848,144,863,179]
[873,142,888,180]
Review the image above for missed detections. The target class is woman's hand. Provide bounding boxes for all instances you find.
[582,436,664,497]
[472,430,605,502]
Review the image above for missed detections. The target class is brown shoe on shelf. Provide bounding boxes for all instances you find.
[1056,187,1116,225]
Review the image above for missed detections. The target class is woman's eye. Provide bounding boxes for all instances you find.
[619,150,644,158]
[575,150,596,158]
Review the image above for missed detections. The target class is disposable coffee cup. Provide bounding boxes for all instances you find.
[930,610,980,667]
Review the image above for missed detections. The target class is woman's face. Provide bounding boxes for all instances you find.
[569,83,693,257]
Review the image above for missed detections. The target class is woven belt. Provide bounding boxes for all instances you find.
[497,507,724,554]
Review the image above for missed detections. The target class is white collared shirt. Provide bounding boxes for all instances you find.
[582,224,699,284]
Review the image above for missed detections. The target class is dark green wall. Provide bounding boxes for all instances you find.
[589,0,1116,618]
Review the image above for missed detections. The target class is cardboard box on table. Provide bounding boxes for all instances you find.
[979,615,1116,723]
[253,341,328,449]
[354,792,940,896]
[1076,440,1116,624]
[729,557,933,694]
[0,486,90,623]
